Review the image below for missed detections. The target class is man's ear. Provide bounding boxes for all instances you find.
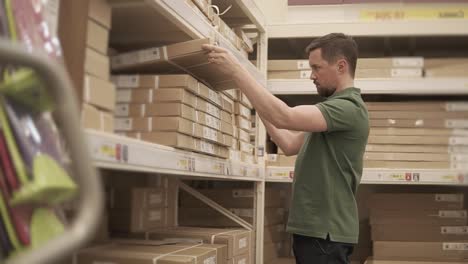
[337,59,347,74]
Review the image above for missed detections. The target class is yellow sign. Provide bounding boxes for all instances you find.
[361,8,468,21]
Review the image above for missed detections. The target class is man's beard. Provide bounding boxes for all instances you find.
[317,85,336,98]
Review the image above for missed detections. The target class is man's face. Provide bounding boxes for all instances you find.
[308,48,339,98]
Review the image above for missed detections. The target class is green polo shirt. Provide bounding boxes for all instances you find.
[286,87,369,244]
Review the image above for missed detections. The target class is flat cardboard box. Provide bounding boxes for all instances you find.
[114,103,145,117]
[148,227,252,259]
[110,46,177,73]
[235,91,252,109]
[268,70,311,79]
[195,97,221,119]
[364,160,453,169]
[196,111,221,131]
[370,119,468,129]
[180,188,286,208]
[370,209,468,226]
[368,135,468,145]
[114,117,152,132]
[230,252,250,264]
[221,110,232,124]
[373,241,468,262]
[234,102,251,120]
[239,141,254,155]
[141,132,195,150]
[370,128,467,137]
[365,144,450,154]
[356,68,423,78]
[268,60,310,71]
[365,257,468,264]
[236,115,252,132]
[154,88,197,108]
[223,89,238,101]
[109,188,167,209]
[221,120,234,136]
[111,74,198,94]
[109,207,169,232]
[238,128,250,143]
[371,224,468,241]
[76,243,217,264]
[426,68,468,77]
[193,123,223,144]
[370,111,468,119]
[81,103,101,130]
[222,134,234,147]
[197,83,223,107]
[368,193,464,211]
[85,48,110,80]
[86,19,109,55]
[193,138,224,158]
[364,152,450,162]
[101,111,114,133]
[147,103,197,122]
[425,58,468,69]
[266,154,297,167]
[357,57,424,69]
[116,88,154,103]
[366,102,468,112]
[89,0,112,29]
[221,95,234,113]
[83,74,115,111]
[151,116,194,136]
[196,244,227,264]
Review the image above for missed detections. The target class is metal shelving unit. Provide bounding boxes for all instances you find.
[268,78,468,95]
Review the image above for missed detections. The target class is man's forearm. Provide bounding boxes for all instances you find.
[259,114,299,156]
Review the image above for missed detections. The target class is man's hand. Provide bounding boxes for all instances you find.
[202,44,244,78]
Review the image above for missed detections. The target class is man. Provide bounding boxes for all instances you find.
[203,33,369,264]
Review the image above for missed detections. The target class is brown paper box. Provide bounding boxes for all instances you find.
[114,117,152,132]
[364,160,452,169]
[365,144,450,154]
[193,123,223,144]
[365,257,468,264]
[151,116,194,136]
[373,241,468,262]
[268,70,311,79]
[357,57,424,69]
[356,68,423,78]
[109,188,167,210]
[111,74,198,94]
[221,110,233,124]
[366,102,468,111]
[239,141,254,155]
[116,88,154,103]
[370,119,468,129]
[147,103,197,122]
[238,128,250,143]
[180,188,286,208]
[370,128,459,136]
[114,103,145,117]
[234,102,251,120]
[221,134,234,147]
[426,68,468,77]
[148,227,251,259]
[89,0,112,29]
[268,60,310,71]
[83,74,115,111]
[109,207,169,232]
[196,111,221,131]
[86,19,109,55]
[223,90,238,101]
[235,115,252,132]
[221,96,234,113]
[368,193,464,211]
[195,97,222,119]
[221,120,234,136]
[364,152,450,162]
[371,224,468,241]
[141,132,195,150]
[81,103,101,130]
[101,111,114,133]
[85,48,110,80]
[370,111,468,119]
[196,243,227,264]
[154,88,198,108]
[235,91,252,109]
[110,46,176,73]
[230,252,250,264]
[370,209,468,226]
[266,155,297,167]
[197,83,223,107]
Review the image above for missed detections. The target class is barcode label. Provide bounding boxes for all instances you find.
[439,210,468,218]
[446,103,468,111]
[239,237,247,249]
[116,90,132,103]
[392,58,424,67]
[115,104,130,116]
[300,70,312,79]
[391,68,422,77]
[297,60,309,69]
[111,75,140,88]
[435,194,463,203]
[441,226,468,235]
[204,256,216,264]
[443,243,468,251]
[114,118,133,131]
[137,48,161,63]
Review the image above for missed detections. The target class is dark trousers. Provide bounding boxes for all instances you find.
[292,234,354,264]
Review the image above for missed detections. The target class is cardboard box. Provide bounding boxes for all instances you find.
[373,241,468,262]
[235,91,252,109]
[109,207,170,232]
[221,120,235,136]
[370,209,468,226]
[221,110,233,124]
[195,97,221,119]
[197,244,227,264]
[236,115,252,132]
[154,88,197,108]
[356,68,423,78]
[364,152,450,162]
[83,74,115,111]
[76,243,217,264]
[141,132,195,150]
[147,103,197,122]
[425,58,468,69]
[89,0,112,29]
[239,141,254,155]
[366,102,468,112]
[266,154,297,167]
[222,134,234,147]
[148,227,251,259]
[230,252,250,264]
[198,83,223,107]
[85,48,110,80]
[370,128,464,137]
[364,160,452,169]
[196,111,221,131]
[115,103,145,117]
[194,138,225,158]
[365,144,450,154]
[233,28,254,53]
[116,88,154,103]
[111,74,198,94]
[230,149,241,161]
[180,188,286,208]
[221,95,234,113]
[110,46,175,73]
[357,57,424,69]
[369,111,468,120]
[235,102,251,120]
[82,103,101,130]
[370,119,468,129]
[241,152,256,164]
[371,224,468,241]
[86,19,108,54]
[193,123,223,144]
[268,60,310,71]
[151,116,194,135]
[223,89,238,101]
[109,188,167,209]
[268,70,311,79]
[365,257,468,264]
[426,68,468,77]
[101,111,114,133]
[368,193,464,211]
[114,117,152,132]
[238,128,250,143]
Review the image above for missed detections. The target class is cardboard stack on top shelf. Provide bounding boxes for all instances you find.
[112,74,233,159]
[178,187,289,263]
[424,58,468,78]
[367,193,468,263]
[365,101,468,169]
[81,0,116,133]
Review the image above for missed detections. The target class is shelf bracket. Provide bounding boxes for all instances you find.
[178,181,253,231]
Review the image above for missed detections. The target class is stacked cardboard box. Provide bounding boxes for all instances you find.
[112,74,231,159]
[365,101,468,169]
[234,90,256,164]
[81,0,115,133]
[424,58,468,78]
[178,187,289,262]
[267,57,424,79]
[368,193,468,263]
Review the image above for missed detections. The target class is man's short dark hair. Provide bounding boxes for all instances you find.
[305,33,358,78]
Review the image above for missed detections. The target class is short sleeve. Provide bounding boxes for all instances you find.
[316,98,358,132]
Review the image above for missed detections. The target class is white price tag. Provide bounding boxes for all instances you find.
[442,243,468,251]
[115,104,130,116]
[208,90,221,106]
[439,210,468,218]
[300,70,312,79]
[391,68,422,77]
[435,194,463,203]
[297,60,310,69]
[207,104,220,118]
[204,256,216,264]
[392,57,424,67]
[238,237,247,249]
[441,226,468,235]
[449,137,468,145]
